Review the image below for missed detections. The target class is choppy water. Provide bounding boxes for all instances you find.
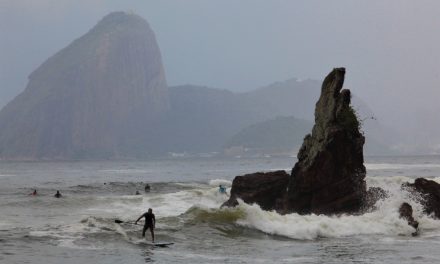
[2,156,440,263]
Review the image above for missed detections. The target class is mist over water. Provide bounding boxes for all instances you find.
[1,1,440,153]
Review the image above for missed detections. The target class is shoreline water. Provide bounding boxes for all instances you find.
[2,156,440,263]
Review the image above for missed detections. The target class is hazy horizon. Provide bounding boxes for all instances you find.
[1,0,440,153]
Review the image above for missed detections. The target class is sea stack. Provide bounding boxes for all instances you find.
[284,68,367,214]
[223,68,367,215]
[0,12,169,159]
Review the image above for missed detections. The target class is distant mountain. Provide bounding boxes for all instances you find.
[224,116,312,154]
[240,78,320,120]
[0,12,393,160]
[0,12,169,159]
[152,82,319,154]
[159,79,395,156]
[243,79,397,155]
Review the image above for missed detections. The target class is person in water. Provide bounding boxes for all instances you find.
[144,184,151,192]
[135,190,141,195]
[54,190,62,198]
[29,189,37,196]
[135,208,155,242]
[219,185,227,194]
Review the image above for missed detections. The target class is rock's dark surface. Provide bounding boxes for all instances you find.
[404,178,440,219]
[284,68,367,215]
[0,12,169,160]
[221,170,289,210]
[398,202,419,235]
[364,187,389,211]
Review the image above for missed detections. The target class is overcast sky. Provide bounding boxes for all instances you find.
[1,0,440,149]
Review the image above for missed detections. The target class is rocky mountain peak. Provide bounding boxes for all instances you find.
[0,12,169,159]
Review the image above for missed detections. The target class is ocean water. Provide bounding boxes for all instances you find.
[1,156,440,263]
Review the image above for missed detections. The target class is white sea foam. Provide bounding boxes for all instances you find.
[232,175,440,240]
[366,175,414,187]
[89,184,230,223]
[63,175,440,241]
[30,230,78,239]
[366,163,440,170]
[57,239,102,250]
[209,179,232,187]
[235,202,413,240]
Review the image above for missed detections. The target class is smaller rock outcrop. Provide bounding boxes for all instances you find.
[221,171,289,210]
[363,187,389,211]
[403,178,440,219]
[398,202,419,235]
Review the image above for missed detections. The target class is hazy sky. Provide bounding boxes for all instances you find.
[1,0,440,149]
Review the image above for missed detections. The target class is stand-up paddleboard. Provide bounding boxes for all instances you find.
[136,240,174,247]
[149,242,174,247]
[115,220,174,247]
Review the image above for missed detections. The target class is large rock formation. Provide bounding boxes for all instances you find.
[403,178,440,219]
[221,171,289,210]
[0,12,169,159]
[284,68,367,214]
[222,68,367,215]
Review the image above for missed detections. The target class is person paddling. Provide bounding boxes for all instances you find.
[135,208,155,243]
[54,190,62,198]
[29,189,37,196]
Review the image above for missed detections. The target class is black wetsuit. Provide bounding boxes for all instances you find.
[140,212,155,237]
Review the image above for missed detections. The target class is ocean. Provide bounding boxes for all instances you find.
[2,156,440,263]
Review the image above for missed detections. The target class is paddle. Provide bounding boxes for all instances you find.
[115,219,137,225]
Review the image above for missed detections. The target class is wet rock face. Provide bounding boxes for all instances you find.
[284,68,367,215]
[221,171,289,210]
[398,202,419,235]
[404,178,440,219]
[399,202,418,228]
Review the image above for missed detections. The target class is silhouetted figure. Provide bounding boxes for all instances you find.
[30,189,37,196]
[135,190,141,195]
[54,190,62,198]
[219,185,227,194]
[145,184,151,193]
[135,208,155,242]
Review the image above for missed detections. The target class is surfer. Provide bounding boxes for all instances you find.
[29,189,37,196]
[219,185,227,194]
[54,190,62,198]
[145,184,151,192]
[135,208,155,242]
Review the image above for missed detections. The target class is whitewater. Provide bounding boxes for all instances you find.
[2,156,440,263]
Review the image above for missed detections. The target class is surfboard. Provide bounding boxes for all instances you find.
[134,239,174,247]
[142,242,174,247]
[151,242,174,247]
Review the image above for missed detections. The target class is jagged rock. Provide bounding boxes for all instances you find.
[0,12,169,160]
[364,187,389,211]
[398,202,419,235]
[221,171,289,210]
[403,178,440,219]
[284,68,367,215]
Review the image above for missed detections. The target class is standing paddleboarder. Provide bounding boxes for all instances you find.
[135,208,155,242]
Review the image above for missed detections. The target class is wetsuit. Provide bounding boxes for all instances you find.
[139,212,155,238]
